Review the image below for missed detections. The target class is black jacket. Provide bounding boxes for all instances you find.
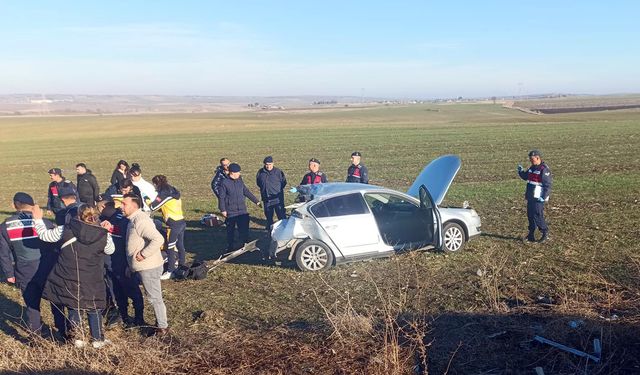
[77,170,100,206]
[111,169,127,186]
[104,182,141,201]
[211,166,229,198]
[47,179,78,213]
[43,219,109,310]
[102,209,129,275]
[218,177,259,218]
[256,167,287,206]
[0,211,56,281]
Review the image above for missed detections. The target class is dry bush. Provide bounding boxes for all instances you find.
[313,267,431,375]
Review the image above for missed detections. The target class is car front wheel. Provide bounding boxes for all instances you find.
[442,222,466,252]
[295,240,334,272]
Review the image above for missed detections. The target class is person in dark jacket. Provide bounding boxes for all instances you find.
[47,168,79,224]
[53,180,81,225]
[300,158,328,185]
[103,178,142,208]
[0,193,57,334]
[346,152,369,184]
[149,175,187,280]
[219,163,261,251]
[110,160,129,186]
[76,163,100,207]
[256,156,287,231]
[98,201,145,327]
[33,204,115,348]
[518,149,553,243]
[211,158,230,199]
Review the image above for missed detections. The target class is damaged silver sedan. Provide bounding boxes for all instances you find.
[270,155,481,271]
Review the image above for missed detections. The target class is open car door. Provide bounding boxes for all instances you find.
[419,184,443,250]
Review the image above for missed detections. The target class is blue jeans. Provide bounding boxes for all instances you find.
[68,308,103,341]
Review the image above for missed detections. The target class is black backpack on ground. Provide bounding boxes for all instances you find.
[173,261,208,281]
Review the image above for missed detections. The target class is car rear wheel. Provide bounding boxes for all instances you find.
[295,240,334,272]
[443,222,466,252]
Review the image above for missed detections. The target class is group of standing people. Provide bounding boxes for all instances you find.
[210,151,369,252]
[0,148,551,349]
[0,160,182,348]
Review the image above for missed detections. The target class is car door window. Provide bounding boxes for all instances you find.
[310,193,370,218]
[364,193,433,246]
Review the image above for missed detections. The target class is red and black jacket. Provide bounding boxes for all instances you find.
[300,171,327,185]
[518,162,552,201]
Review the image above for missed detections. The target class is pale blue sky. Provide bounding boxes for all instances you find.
[1,1,638,98]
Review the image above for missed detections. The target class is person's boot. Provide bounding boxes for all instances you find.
[538,231,549,243]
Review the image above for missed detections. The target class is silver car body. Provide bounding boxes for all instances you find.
[270,155,481,270]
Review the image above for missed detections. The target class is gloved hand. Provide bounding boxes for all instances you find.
[289,187,298,193]
[517,164,524,173]
[537,197,545,203]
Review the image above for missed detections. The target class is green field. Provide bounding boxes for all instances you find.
[0,104,639,374]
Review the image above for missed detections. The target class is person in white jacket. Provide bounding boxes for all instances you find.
[129,163,157,211]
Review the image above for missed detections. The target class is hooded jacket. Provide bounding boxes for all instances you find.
[42,219,110,309]
[211,166,229,198]
[149,185,184,222]
[76,170,100,206]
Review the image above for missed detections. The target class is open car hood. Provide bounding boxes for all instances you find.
[295,183,384,202]
[406,155,461,206]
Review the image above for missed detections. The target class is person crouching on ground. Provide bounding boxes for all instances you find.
[149,175,187,280]
[219,163,261,251]
[32,204,115,348]
[120,193,169,336]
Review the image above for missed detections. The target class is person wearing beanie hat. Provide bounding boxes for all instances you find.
[0,192,58,334]
[229,163,241,173]
[300,158,328,186]
[256,156,288,231]
[218,163,261,251]
[346,151,369,184]
[517,149,553,243]
[47,168,79,224]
